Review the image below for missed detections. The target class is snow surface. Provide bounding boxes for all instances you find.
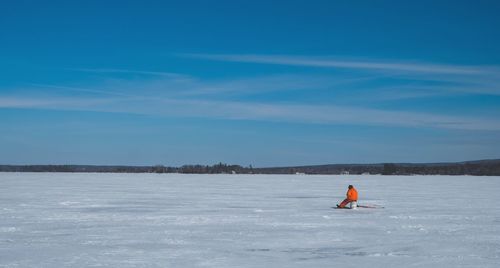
[1,173,499,267]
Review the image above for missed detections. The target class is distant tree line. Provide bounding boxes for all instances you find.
[258,161,500,176]
[151,162,253,174]
[1,160,499,175]
[379,162,500,176]
[0,163,254,174]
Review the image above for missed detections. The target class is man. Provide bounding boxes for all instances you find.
[337,185,358,208]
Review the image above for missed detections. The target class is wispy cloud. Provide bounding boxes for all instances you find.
[35,73,378,98]
[4,59,499,131]
[176,100,500,131]
[2,94,499,131]
[69,68,186,78]
[0,96,112,109]
[177,74,380,96]
[29,83,140,98]
[179,53,500,98]
[181,53,498,75]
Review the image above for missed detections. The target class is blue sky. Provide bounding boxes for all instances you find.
[1,0,500,166]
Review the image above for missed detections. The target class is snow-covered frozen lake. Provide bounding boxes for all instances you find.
[1,173,499,267]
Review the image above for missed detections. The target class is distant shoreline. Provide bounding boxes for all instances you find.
[1,159,499,176]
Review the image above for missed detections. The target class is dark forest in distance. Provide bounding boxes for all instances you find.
[1,159,500,176]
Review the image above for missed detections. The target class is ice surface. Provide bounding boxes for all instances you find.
[1,173,499,267]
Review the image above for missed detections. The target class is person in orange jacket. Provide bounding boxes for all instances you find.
[337,185,358,208]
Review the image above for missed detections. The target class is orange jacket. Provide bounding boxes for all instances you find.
[347,187,358,201]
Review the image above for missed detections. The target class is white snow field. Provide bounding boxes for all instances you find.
[1,173,499,267]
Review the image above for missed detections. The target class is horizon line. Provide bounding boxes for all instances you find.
[1,158,498,169]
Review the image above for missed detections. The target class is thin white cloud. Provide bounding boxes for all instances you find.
[178,74,372,96]
[2,95,499,131]
[64,57,500,99]
[181,53,497,75]
[30,84,140,98]
[179,54,500,97]
[170,100,500,131]
[5,64,499,131]
[39,73,376,98]
[0,96,112,108]
[70,68,186,78]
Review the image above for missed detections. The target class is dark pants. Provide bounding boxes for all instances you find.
[338,198,356,208]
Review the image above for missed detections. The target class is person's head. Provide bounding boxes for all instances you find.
[348,185,353,189]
